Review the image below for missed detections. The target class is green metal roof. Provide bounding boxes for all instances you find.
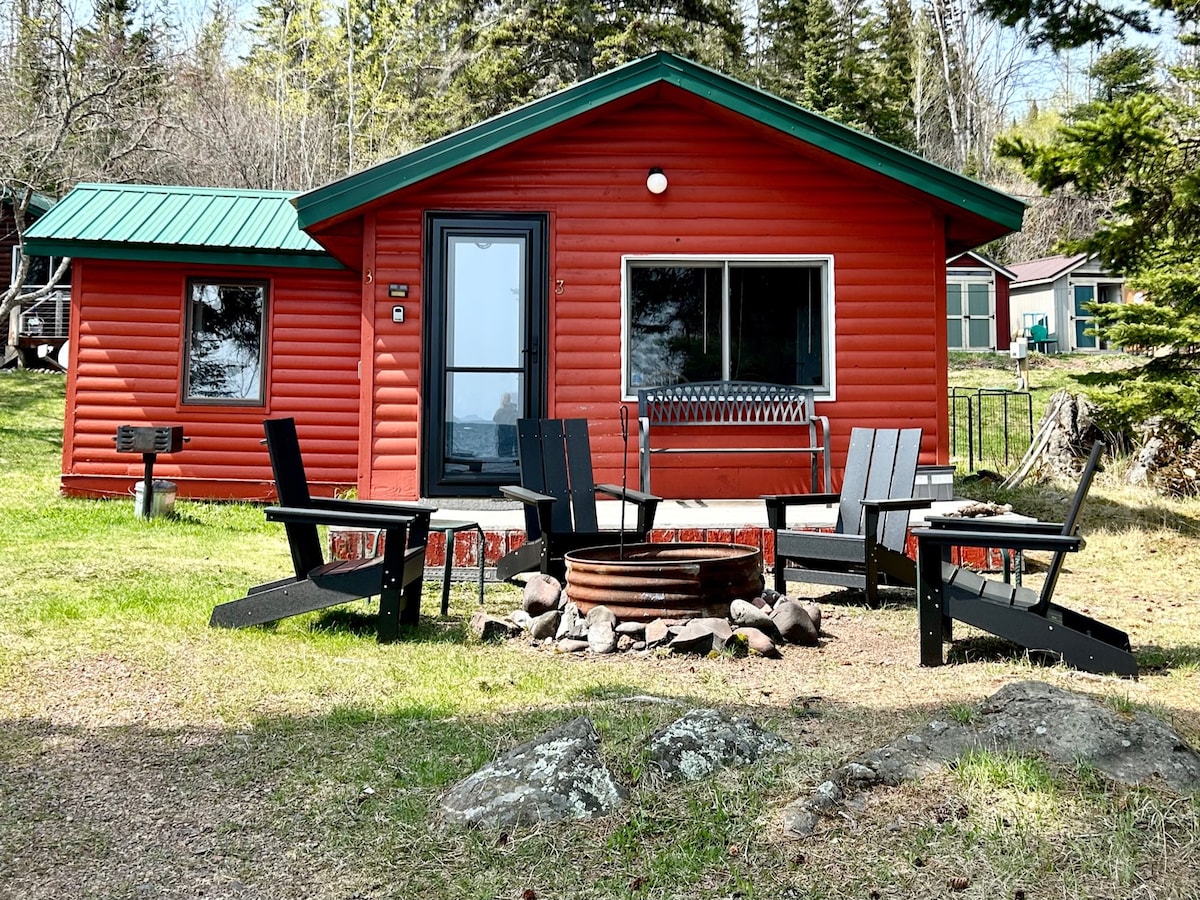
[24,183,341,269]
[2,185,56,217]
[294,51,1025,235]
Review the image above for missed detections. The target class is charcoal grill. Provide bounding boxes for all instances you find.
[114,425,186,518]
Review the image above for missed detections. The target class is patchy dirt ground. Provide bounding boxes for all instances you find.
[5,591,1197,900]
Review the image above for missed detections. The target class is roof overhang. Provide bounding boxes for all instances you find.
[20,238,344,269]
[294,52,1025,245]
[23,183,343,270]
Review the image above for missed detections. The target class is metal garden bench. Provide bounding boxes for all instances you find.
[636,381,831,495]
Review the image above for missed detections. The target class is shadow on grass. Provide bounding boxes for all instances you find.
[944,635,1200,677]
[1135,644,1200,674]
[789,586,917,610]
[305,606,472,644]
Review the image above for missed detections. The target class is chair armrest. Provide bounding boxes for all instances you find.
[595,483,662,505]
[596,484,661,533]
[265,505,416,534]
[913,527,1082,553]
[861,497,932,513]
[763,493,841,531]
[500,485,555,506]
[500,485,556,538]
[310,497,436,522]
[762,493,842,507]
[924,514,1061,534]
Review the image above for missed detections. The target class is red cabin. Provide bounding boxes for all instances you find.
[25,53,1023,502]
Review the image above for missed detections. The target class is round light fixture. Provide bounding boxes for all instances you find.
[646,167,668,195]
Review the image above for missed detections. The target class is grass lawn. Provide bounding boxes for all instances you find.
[1,365,1198,899]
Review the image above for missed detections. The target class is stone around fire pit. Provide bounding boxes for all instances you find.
[504,589,825,660]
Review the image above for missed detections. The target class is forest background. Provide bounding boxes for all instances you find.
[3,0,1200,453]
[0,0,1192,251]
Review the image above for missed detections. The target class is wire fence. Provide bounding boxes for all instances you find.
[949,387,1034,473]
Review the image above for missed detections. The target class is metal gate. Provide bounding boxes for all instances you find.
[949,387,1033,472]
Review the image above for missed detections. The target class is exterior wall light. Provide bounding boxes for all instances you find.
[646,167,668,195]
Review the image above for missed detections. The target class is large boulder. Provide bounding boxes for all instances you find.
[782,680,1200,837]
[441,716,627,827]
[647,708,789,781]
[523,574,563,616]
[771,598,819,646]
[729,599,781,642]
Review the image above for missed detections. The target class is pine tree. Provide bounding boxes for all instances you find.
[998,55,1200,439]
[449,0,745,127]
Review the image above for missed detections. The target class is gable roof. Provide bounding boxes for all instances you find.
[1008,254,1090,287]
[294,51,1025,241]
[24,183,341,269]
[947,250,1017,281]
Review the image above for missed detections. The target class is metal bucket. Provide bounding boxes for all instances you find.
[133,480,177,518]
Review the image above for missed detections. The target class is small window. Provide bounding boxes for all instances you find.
[184,279,268,404]
[11,248,71,289]
[625,258,830,393]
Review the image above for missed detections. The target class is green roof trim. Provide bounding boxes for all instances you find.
[294,51,1025,233]
[24,183,342,269]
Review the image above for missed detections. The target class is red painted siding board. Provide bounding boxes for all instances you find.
[63,89,971,501]
[63,259,364,499]
[360,94,960,496]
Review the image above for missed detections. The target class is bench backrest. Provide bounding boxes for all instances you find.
[637,381,816,425]
[838,427,923,550]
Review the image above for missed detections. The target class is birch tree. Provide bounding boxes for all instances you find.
[0,0,174,327]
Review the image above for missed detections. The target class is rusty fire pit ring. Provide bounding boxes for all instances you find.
[564,542,764,622]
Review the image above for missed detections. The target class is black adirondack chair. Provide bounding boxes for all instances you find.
[914,441,1137,676]
[494,418,661,582]
[764,427,929,607]
[209,418,436,642]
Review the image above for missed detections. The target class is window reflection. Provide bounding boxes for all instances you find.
[627,261,826,390]
[185,280,266,403]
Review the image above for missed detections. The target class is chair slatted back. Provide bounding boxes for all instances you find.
[1035,440,1104,614]
[263,417,326,578]
[516,418,600,536]
[563,419,600,532]
[835,427,923,552]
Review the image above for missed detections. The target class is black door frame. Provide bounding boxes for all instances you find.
[422,211,549,497]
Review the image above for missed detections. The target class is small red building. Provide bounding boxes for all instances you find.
[26,53,1024,502]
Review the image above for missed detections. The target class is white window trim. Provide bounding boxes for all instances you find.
[620,254,836,402]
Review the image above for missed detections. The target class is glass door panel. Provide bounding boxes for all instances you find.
[423,215,547,496]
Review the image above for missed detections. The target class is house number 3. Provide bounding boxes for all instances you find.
[555,280,564,295]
